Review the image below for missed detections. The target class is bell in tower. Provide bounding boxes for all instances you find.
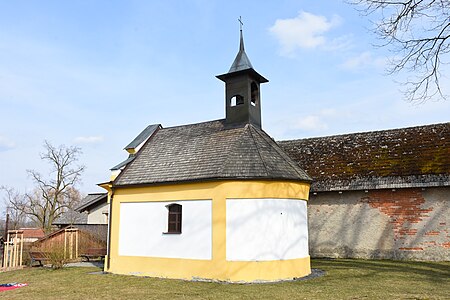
[216,19,268,128]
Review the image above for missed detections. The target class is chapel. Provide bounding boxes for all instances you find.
[100,27,312,282]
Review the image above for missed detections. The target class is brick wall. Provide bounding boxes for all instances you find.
[308,187,449,261]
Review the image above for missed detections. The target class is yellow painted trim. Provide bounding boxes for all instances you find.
[98,182,112,193]
[98,182,113,203]
[126,148,136,154]
[113,180,310,201]
[108,255,310,282]
[107,180,310,282]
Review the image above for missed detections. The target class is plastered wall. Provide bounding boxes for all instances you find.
[107,180,311,281]
[119,200,212,260]
[308,187,449,260]
[227,198,308,261]
[87,202,109,224]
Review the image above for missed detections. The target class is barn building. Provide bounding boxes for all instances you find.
[101,29,312,282]
[280,123,449,261]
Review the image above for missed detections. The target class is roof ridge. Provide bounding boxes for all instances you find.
[280,122,450,143]
[162,119,225,130]
[216,124,265,176]
[251,126,311,181]
[246,124,270,176]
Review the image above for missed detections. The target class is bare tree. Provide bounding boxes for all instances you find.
[54,188,87,225]
[350,0,450,102]
[8,141,85,233]
[0,186,28,230]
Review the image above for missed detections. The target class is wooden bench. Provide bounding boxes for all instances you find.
[28,251,50,267]
[80,248,107,262]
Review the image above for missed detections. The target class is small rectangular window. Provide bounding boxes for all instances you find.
[165,204,182,234]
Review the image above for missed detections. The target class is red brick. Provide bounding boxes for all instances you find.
[423,241,437,245]
[361,189,434,243]
[425,231,440,236]
[442,242,450,249]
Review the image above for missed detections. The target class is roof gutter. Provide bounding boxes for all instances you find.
[112,176,313,189]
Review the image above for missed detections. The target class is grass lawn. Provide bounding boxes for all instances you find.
[0,259,448,299]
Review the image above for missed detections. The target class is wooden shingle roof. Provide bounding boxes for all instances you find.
[279,122,450,192]
[114,119,311,187]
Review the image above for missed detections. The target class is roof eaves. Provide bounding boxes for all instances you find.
[110,154,135,171]
[311,174,450,192]
[216,68,268,83]
[113,176,312,189]
[253,126,312,181]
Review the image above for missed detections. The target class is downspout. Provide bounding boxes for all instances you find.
[98,181,113,272]
[106,185,114,271]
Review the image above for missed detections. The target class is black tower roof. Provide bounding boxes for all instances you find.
[216,27,268,83]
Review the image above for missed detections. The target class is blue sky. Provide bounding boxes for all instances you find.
[1,1,449,202]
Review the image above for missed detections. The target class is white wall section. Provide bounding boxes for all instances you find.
[87,202,109,224]
[118,200,212,260]
[226,198,308,261]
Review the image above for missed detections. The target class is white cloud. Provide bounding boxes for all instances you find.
[294,115,328,131]
[341,51,387,70]
[269,11,342,56]
[285,109,340,134]
[0,136,15,151]
[73,136,104,144]
[324,35,354,51]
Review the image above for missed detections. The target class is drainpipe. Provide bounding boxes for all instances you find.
[105,186,114,271]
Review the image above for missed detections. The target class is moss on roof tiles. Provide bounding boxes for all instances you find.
[278,122,450,191]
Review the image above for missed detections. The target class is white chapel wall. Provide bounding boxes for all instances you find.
[226,198,309,261]
[118,200,212,260]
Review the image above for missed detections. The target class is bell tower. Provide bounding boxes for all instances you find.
[216,19,268,128]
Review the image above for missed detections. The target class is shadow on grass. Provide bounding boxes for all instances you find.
[312,258,450,284]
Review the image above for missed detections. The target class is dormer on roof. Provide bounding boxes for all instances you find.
[124,124,161,154]
[216,22,268,128]
[110,124,161,180]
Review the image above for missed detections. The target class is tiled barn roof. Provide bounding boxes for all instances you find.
[53,210,87,225]
[114,119,311,187]
[278,123,450,192]
[19,228,45,239]
[53,193,107,226]
[76,193,107,212]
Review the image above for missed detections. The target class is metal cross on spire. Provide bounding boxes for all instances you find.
[237,16,245,52]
